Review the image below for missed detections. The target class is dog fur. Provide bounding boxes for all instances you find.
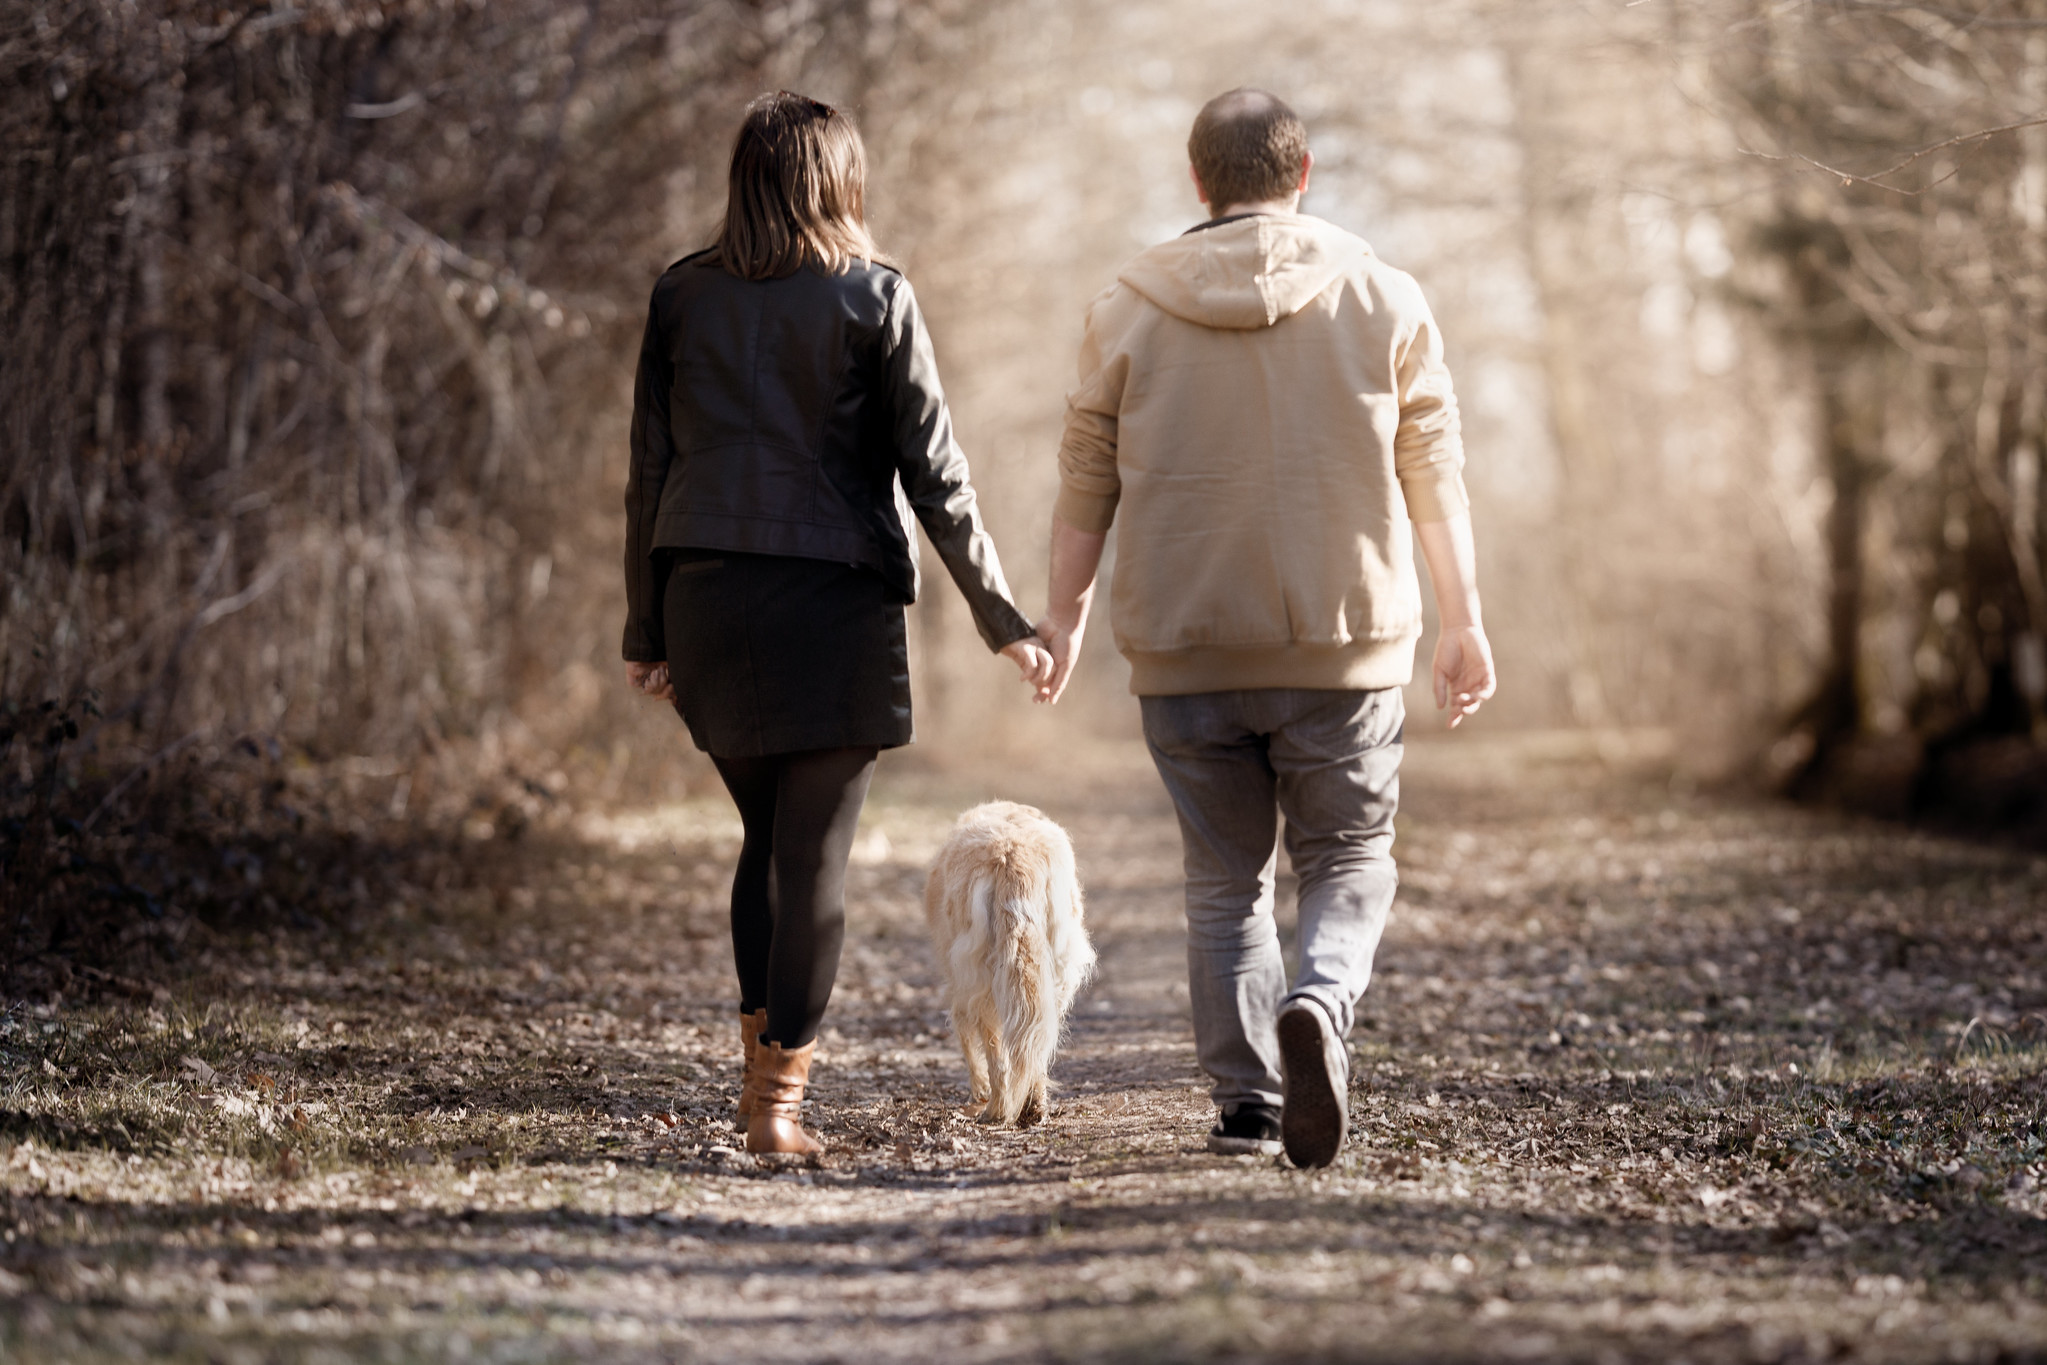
[923,801,1096,1126]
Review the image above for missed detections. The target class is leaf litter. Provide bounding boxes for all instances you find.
[1,734,2044,1362]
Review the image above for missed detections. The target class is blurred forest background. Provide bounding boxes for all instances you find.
[5,0,2047,974]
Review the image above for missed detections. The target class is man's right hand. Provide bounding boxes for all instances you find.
[1416,512,1494,730]
[1032,616,1084,705]
[1431,624,1495,729]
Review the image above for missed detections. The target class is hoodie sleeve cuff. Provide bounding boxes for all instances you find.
[1400,467,1471,524]
[1055,482,1119,535]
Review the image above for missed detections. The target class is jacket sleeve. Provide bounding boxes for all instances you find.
[1391,290,1471,524]
[1053,287,1130,535]
[882,278,1036,652]
[621,288,677,662]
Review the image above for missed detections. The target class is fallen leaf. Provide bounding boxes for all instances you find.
[181,1055,219,1084]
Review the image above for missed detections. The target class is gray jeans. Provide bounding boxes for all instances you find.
[1140,687,1403,1114]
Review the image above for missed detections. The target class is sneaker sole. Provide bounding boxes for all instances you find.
[1277,1005,1347,1168]
[1205,1133,1283,1156]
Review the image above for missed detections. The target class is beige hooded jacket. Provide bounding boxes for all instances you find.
[1055,212,1469,695]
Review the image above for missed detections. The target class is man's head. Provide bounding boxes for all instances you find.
[1187,89,1310,214]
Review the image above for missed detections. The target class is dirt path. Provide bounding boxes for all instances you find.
[5,735,2045,1363]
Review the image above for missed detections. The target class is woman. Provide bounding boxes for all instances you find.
[621,92,1051,1156]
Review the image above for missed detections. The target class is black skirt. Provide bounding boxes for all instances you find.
[661,549,913,758]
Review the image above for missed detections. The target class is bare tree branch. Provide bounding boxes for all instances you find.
[1741,114,2047,193]
[1833,0,2047,32]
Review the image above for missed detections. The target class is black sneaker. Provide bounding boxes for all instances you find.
[1278,1000,1349,1168]
[1206,1102,1282,1156]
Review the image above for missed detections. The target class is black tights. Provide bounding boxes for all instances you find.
[711,746,878,1049]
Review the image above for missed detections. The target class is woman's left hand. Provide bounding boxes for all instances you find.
[626,661,674,702]
[1000,637,1055,697]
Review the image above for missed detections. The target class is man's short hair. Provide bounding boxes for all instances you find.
[1188,89,1308,212]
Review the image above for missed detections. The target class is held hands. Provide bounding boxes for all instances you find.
[1001,635,1056,697]
[625,661,674,703]
[1029,615,1083,705]
[1432,624,1497,729]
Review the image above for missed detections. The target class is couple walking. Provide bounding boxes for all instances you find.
[620,89,1496,1167]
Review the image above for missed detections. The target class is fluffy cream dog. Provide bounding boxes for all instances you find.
[924,801,1096,1126]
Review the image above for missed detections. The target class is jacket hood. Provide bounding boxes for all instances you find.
[1117,213,1370,329]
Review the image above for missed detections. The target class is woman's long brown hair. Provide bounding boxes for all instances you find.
[712,92,882,280]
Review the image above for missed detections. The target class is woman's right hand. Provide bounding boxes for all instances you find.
[626,661,674,702]
[1031,616,1084,705]
[999,637,1055,697]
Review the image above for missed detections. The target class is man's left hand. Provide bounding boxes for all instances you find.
[1031,616,1085,705]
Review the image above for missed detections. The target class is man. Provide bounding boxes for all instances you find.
[1035,89,1496,1168]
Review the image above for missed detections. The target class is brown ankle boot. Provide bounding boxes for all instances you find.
[745,1038,823,1155]
[736,1009,767,1122]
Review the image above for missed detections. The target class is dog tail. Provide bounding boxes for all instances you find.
[977,837,1084,1125]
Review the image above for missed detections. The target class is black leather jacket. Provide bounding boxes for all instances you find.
[622,251,1036,662]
